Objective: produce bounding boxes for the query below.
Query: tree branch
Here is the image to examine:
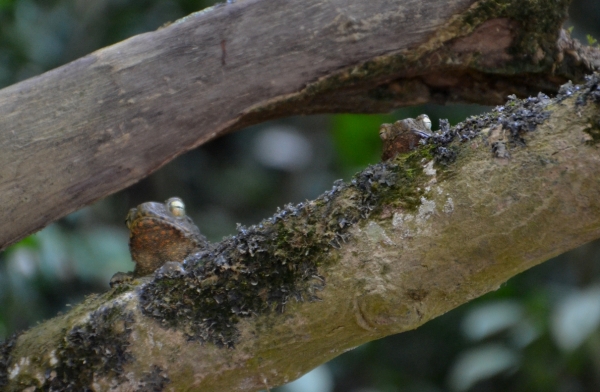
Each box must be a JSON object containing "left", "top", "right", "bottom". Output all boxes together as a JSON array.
[
  {"left": 2, "top": 74, "right": 600, "bottom": 391},
  {"left": 1, "top": 0, "right": 598, "bottom": 250}
]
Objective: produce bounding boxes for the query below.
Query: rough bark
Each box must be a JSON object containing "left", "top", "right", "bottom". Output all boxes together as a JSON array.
[
  {"left": 2, "top": 75, "right": 600, "bottom": 391},
  {"left": 0, "top": 0, "right": 599, "bottom": 250},
  {"left": 2, "top": 0, "right": 600, "bottom": 390}
]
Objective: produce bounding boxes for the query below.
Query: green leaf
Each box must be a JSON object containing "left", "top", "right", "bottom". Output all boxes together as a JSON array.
[{"left": 586, "top": 34, "right": 598, "bottom": 46}]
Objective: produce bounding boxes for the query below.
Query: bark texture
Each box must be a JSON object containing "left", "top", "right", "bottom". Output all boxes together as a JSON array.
[
  {"left": 0, "top": 0, "right": 599, "bottom": 250},
  {"left": 2, "top": 0, "right": 600, "bottom": 390},
  {"left": 2, "top": 75, "right": 600, "bottom": 391}
]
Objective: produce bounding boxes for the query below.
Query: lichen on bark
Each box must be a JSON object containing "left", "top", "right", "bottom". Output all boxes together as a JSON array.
[{"left": 2, "top": 74, "right": 600, "bottom": 391}]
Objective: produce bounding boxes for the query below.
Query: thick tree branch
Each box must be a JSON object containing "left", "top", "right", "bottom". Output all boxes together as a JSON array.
[
  {"left": 0, "top": 0, "right": 599, "bottom": 250},
  {"left": 2, "top": 76, "right": 600, "bottom": 391}
]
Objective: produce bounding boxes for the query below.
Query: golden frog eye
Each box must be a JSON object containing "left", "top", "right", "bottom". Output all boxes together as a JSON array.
[
  {"left": 125, "top": 208, "right": 137, "bottom": 230},
  {"left": 420, "top": 114, "right": 432, "bottom": 131},
  {"left": 379, "top": 124, "right": 392, "bottom": 140},
  {"left": 166, "top": 197, "right": 186, "bottom": 217}
]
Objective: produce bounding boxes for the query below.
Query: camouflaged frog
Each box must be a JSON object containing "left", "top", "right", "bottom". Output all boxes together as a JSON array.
[
  {"left": 111, "top": 197, "right": 207, "bottom": 286},
  {"left": 379, "top": 114, "right": 432, "bottom": 160}
]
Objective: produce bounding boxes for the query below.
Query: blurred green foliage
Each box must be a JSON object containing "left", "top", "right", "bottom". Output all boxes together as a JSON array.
[
  {"left": 0, "top": 0, "right": 14, "bottom": 10},
  {"left": 1, "top": 1, "right": 600, "bottom": 391},
  {"left": 331, "top": 113, "right": 394, "bottom": 169}
]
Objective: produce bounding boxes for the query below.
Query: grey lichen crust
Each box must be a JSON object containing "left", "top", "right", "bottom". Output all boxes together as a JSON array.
[
  {"left": 0, "top": 333, "right": 19, "bottom": 389},
  {"left": 43, "top": 305, "right": 135, "bottom": 391},
  {"left": 2, "top": 301, "right": 172, "bottom": 392},
  {"left": 139, "top": 160, "right": 419, "bottom": 347},
  {"left": 137, "top": 365, "right": 170, "bottom": 391}
]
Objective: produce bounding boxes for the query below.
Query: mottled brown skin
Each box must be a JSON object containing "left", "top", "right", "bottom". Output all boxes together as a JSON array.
[
  {"left": 126, "top": 197, "right": 207, "bottom": 276},
  {"left": 379, "top": 114, "right": 432, "bottom": 160}
]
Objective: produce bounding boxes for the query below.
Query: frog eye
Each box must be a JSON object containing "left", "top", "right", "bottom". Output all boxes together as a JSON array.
[
  {"left": 379, "top": 124, "right": 392, "bottom": 140},
  {"left": 421, "top": 115, "right": 432, "bottom": 130},
  {"left": 125, "top": 208, "right": 138, "bottom": 230},
  {"left": 166, "top": 197, "right": 186, "bottom": 217}
]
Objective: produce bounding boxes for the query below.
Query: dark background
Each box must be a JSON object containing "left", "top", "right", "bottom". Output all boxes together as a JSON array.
[{"left": 1, "top": 1, "right": 600, "bottom": 391}]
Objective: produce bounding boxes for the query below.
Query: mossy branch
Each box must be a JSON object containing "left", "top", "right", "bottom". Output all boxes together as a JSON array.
[
  {"left": 2, "top": 76, "right": 600, "bottom": 391},
  {"left": 0, "top": 0, "right": 599, "bottom": 250}
]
